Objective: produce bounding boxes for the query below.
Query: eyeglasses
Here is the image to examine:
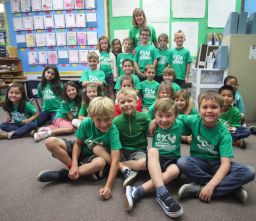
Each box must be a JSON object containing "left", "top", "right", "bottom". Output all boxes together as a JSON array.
[{"left": 46, "top": 70, "right": 55, "bottom": 75}]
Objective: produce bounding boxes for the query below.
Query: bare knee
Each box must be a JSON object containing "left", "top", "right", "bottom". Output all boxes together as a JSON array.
[
  {"left": 138, "top": 158, "right": 147, "bottom": 170},
  {"left": 93, "top": 157, "right": 106, "bottom": 170},
  {"left": 166, "top": 164, "right": 180, "bottom": 178},
  {"left": 148, "top": 148, "right": 159, "bottom": 159},
  {"left": 93, "top": 145, "right": 106, "bottom": 155},
  {"left": 45, "top": 137, "right": 62, "bottom": 152}
]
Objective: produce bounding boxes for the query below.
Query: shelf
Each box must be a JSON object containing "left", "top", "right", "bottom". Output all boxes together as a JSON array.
[
  {"left": 0, "top": 70, "right": 23, "bottom": 74},
  {"left": 0, "top": 58, "right": 20, "bottom": 61}
]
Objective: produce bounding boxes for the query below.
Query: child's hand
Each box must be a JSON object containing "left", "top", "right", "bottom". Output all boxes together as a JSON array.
[
  {"left": 68, "top": 165, "right": 79, "bottom": 180},
  {"left": 5, "top": 116, "right": 12, "bottom": 122},
  {"left": 199, "top": 184, "right": 214, "bottom": 202},
  {"left": 99, "top": 186, "right": 112, "bottom": 200},
  {"left": 186, "top": 135, "right": 192, "bottom": 144},
  {"left": 21, "top": 119, "right": 30, "bottom": 125},
  {"left": 229, "top": 127, "right": 237, "bottom": 133}
]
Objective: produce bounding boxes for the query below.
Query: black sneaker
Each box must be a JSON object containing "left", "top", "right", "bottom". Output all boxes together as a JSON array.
[
  {"left": 249, "top": 126, "right": 256, "bottom": 135},
  {"left": 234, "top": 187, "right": 248, "bottom": 203},
  {"left": 156, "top": 192, "right": 183, "bottom": 218},
  {"left": 123, "top": 169, "right": 138, "bottom": 187},
  {"left": 178, "top": 183, "right": 202, "bottom": 199},
  {"left": 37, "top": 169, "right": 69, "bottom": 182},
  {"left": 124, "top": 186, "right": 141, "bottom": 211}
]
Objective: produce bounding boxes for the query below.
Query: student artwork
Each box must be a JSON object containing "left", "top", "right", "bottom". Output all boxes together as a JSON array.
[
  {"left": 77, "top": 32, "right": 87, "bottom": 46},
  {"left": 86, "top": 0, "right": 96, "bottom": 9},
  {"left": 38, "top": 51, "right": 48, "bottom": 64},
  {"left": 47, "top": 51, "right": 58, "bottom": 64},
  {"left": 79, "top": 50, "right": 88, "bottom": 63},
  {"left": 54, "top": 14, "right": 65, "bottom": 28},
  {"left": 69, "top": 50, "right": 79, "bottom": 63},
  {"left": 28, "top": 52, "right": 38, "bottom": 65},
  {"left": 31, "top": 0, "right": 42, "bottom": 11},
  {"left": 67, "top": 32, "right": 77, "bottom": 45},
  {"left": 64, "top": 0, "right": 74, "bottom": 10},
  {"left": 13, "top": 17, "right": 23, "bottom": 31},
  {"left": 44, "top": 15, "right": 54, "bottom": 29},
  {"left": 26, "top": 34, "right": 36, "bottom": 47},
  {"left": 45, "top": 33, "right": 56, "bottom": 46},
  {"left": 22, "top": 17, "right": 33, "bottom": 31},
  {"left": 58, "top": 50, "right": 69, "bottom": 63},
  {"left": 52, "top": 0, "right": 64, "bottom": 10},
  {"left": 20, "top": 0, "right": 31, "bottom": 12},
  {"left": 76, "top": 13, "right": 86, "bottom": 27},
  {"left": 42, "top": 0, "right": 53, "bottom": 11},
  {"left": 33, "top": 16, "right": 44, "bottom": 30},
  {"left": 56, "top": 32, "right": 67, "bottom": 46},
  {"left": 86, "top": 11, "right": 97, "bottom": 27},
  {"left": 75, "top": 0, "right": 84, "bottom": 9},
  {"left": 11, "top": 0, "right": 21, "bottom": 13},
  {"left": 16, "top": 34, "right": 26, "bottom": 47},
  {"left": 65, "top": 13, "right": 76, "bottom": 28},
  {"left": 35, "top": 33, "right": 46, "bottom": 47},
  {"left": 87, "top": 32, "right": 97, "bottom": 45}
]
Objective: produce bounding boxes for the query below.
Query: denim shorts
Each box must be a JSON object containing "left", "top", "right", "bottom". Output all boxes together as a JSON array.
[{"left": 63, "top": 138, "right": 97, "bottom": 165}]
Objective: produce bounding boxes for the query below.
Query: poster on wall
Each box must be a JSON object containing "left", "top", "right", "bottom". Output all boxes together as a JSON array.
[
  {"left": 143, "top": 0, "right": 170, "bottom": 22},
  {"left": 112, "top": 0, "right": 139, "bottom": 17},
  {"left": 172, "top": 0, "right": 205, "bottom": 18}
]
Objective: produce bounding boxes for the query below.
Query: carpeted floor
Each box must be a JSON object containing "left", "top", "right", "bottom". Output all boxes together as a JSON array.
[{"left": 0, "top": 109, "right": 255, "bottom": 221}]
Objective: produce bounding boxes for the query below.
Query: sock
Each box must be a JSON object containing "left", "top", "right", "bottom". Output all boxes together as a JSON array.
[
  {"left": 136, "top": 185, "right": 145, "bottom": 197},
  {"left": 156, "top": 186, "right": 169, "bottom": 197},
  {"left": 121, "top": 166, "right": 130, "bottom": 173}
]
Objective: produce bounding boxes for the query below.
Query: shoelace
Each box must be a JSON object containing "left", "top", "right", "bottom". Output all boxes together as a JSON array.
[{"left": 161, "top": 193, "right": 175, "bottom": 207}]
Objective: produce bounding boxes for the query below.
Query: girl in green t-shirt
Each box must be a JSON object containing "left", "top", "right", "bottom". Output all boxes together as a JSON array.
[
  {"left": 111, "top": 39, "right": 122, "bottom": 58},
  {"left": 34, "top": 81, "right": 81, "bottom": 142},
  {"left": 0, "top": 83, "right": 39, "bottom": 139}
]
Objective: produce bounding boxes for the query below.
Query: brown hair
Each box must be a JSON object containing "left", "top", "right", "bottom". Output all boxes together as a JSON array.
[
  {"left": 154, "top": 98, "right": 178, "bottom": 117},
  {"left": 163, "top": 67, "right": 176, "bottom": 81},
  {"left": 132, "top": 8, "right": 147, "bottom": 27},
  {"left": 97, "top": 36, "right": 110, "bottom": 52},
  {"left": 157, "top": 81, "right": 175, "bottom": 100},
  {"left": 198, "top": 91, "right": 224, "bottom": 109}
]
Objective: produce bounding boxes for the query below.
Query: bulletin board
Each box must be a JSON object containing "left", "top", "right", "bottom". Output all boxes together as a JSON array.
[
  {"left": 109, "top": 0, "right": 241, "bottom": 58},
  {"left": 5, "top": 0, "right": 107, "bottom": 74}
]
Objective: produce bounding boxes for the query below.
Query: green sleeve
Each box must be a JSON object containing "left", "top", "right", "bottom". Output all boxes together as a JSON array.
[
  {"left": 186, "top": 50, "right": 192, "bottom": 63},
  {"left": 79, "top": 104, "right": 88, "bottom": 117},
  {"left": 25, "top": 102, "right": 37, "bottom": 116},
  {"left": 231, "top": 109, "right": 241, "bottom": 127},
  {"left": 133, "top": 75, "right": 141, "bottom": 90},
  {"left": 61, "top": 101, "right": 70, "bottom": 114},
  {"left": 150, "top": 26, "right": 157, "bottom": 44},
  {"left": 37, "top": 83, "right": 42, "bottom": 98},
  {"left": 79, "top": 70, "right": 89, "bottom": 82},
  {"left": 108, "top": 126, "right": 122, "bottom": 150},
  {"left": 147, "top": 103, "right": 155, "bottom": 120},
  {"left": 114, "top": 76, "right": 121, "bottom": 90}
]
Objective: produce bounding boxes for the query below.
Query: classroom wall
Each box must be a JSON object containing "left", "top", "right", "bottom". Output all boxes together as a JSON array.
[{"left": 109, "top": 0, "right": 241, "bottom": 57}]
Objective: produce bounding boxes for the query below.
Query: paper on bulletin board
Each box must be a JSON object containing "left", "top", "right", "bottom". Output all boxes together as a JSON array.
[
  {"left": 13, "top": 17, "right": 23, "bottom": 31},
  {"left": 45, "top": 33, "right": 56, "bottom": 46},
  {"left": 249, "top": 45, "right": 256, "bottom": 59},
  {"left": 87, "top": 32, "right": 97, "bottom": 45},
  {"left": 64, "top": 0, "right": 74, "bottom": 10},
  {"left": 52, "top": 0, "right": 64, "bottom": 10},
  {"left": 38, "top": 51, "right": 48, "bottom": 64},
  {"left": 172, "top": 0, "right": 205, "bottom": 18},
  {"left": 143, "top": 0, "right": 170, "bottom": 22},
  {"left": 79, "top": 50, "right": 88, "bottom": 63},
  {"left": 69, "top": 50, "right": 79, "bottom": 63},
  {"left": 23, "top": 17, "right": 33, "bottom": 30},
  {"left": 150, "top": 23, "right": 169, "bottom": 39},
  {"left": 16, "top": 34, "right": 26, "bottom": 43},
  {"left": 28, "top": 52, "right": 38, "bottom": 65},
  {"left": 114, "top": 30, "right": 129, "bottom": 43},
  {"left": 77, "top": 32, "right": 87, "bottom": 45},
  {"left": 65, "top": 14, "right": 76, "bottom": 28},
  {"left": 42, "top": 0, "right": 53, "bottom": 11},
  {"left": 208, "top": 0, "right": 236, "bottom": 27},
  {"left": 67, "top": 32, "right": 77, "bottom": 45},
  {"left": 35, "top": 33, "right": 46, "bottom": 47},
  {"left": 44, "top": 15, "right": 54, "bottom": 29},
  {"left": 33, "top": 16, "right": 44, "bottom": 29},
  {"left": 11, "top": 0, "right": 21, "bottom": 13},
  {"left": 58, "top": 50, "right": 69, "bottom": 59},
  {"left": 86, "top": 0, "right": 96, "bottom": 9},
  {"left": 75, "top": 0, "right": 84, "bottom": 9},
  {"left": 48, "top": 51, "right": 58, "bottom": 64},
  {"left": 171, "top": 22, "right": 198, "bottom": 56},
  {"left": 31, "top": 0, "right": 42, "bottom": 11},
  {"left": 76, "top": 13, "right": 86, "bottom": 27},
  {"left": 54, "top": 14, "right": 65, "bottom": 28},
  {"left": 112, "top": 0, "right": 139, "bottom": 17},
  {"left": 56, "top": 32, "right": 67, "bottom": 46},
  {"left": 26, "top": 34, "right": 36, "bottom": 47},
  {"left": 20, "top": 0, "right": 31, "bottom": 12}
]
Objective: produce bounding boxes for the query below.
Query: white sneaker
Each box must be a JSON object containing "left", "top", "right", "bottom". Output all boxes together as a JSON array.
[
  {"left": 38, "top": 127, "right": 51, "bottom": 132},
  {"left": 34, "top": 130, "right": 52, "bottom": 142},
  {"left": 72, "top": 119, "right": 81, "bottom": 128}
]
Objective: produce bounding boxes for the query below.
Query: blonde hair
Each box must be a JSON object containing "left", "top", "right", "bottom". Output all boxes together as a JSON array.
[
  {"left": 174, "top": 29, "right": 185, "bottom": 40},
  {"left": 88, "top": 96, "right": 114, "bottom": 118},
  {"left": 145, "top": 64, "right": 155, "bottom": 73},
  {"left": 157, "top": 81, "right": 174, "bottom": 100},
  {"left": 117, "top": 88, "right": 137, "bottom": 101},
  {"left": 163, "top": 67, "right": 176, "bottom": 81},
  {"left": 154, "top": 98, "right": 178, "bottom": 117},
  {"left": 198, "top": 91, "right": 223, "bottom": 109},
  {"left": 87, "top": 51, "right": 99, "bottom": 61},
  {"left": 97, "top": 36, "right": 110, "bottom": 52},
  {"left": 132, "top": 8, "right": 147, "bottom": 27}
]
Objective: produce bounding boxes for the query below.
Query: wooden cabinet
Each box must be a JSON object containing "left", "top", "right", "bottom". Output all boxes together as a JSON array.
[{"left": 0, "top": 57, "right": 26, "bottom": 83}]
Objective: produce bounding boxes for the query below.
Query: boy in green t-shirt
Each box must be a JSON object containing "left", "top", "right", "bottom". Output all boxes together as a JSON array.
[
  {"left": 125, "top": 98, "right": 183, "bottom": 218},
  {"left": 218, "top": 85, "right": 250, "bottom": 148},
  {"left": 177, "top": 91, "right": 255, "bottom": 203},
  {"left": 37, "top": 97, "right": 122, "bottom": 200},
  {"left": 79, "top": 51, "right": 106, "bottom": 88},
  {"left": 155, "top": 33, "right": 170, "bottom": 83},
  {"left": 168, "top": 30, "right": 192, "bottom": 87},
  {"left": 134, "top": 27, "right": 159, "bottom": 80}
]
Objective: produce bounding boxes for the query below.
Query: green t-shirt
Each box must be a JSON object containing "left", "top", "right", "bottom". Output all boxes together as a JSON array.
[
  {"left": 152, "top": 119, "right": 184, "bottom": 157},
  {"left": 114, "top": 74, "right": 141, "bottom": 91},
  {"left": 55, "top": 100, "right": 79, "bottom": 119},
  {"left": 180, "top": 115, "right": 234, "bottom": 161},
  {"left": 116, "top": 53, "right": 135, "bottom": 76},
  {"left": 135, "top": 45, "right": 159, "bottom": 73},
  {"left": 168, "top": 47, "right": 192, "bottom": 80},
  {"left": 156, "top": 48, "right": 170, "bottom": 76},
  {"left": 99, "top": 52, "right": 112, "bottom": 76},
  {"left": 129, "top": 25, "right": 157, "bottom": 48},
  {"left": 220, "top": 106, "right": 241, "bottom": 128},
  {"left": 11, "top": 101, "right": 37, "bottom": 124},
  {"left": 140, "top": 80, "right": 159, "bottom": 108},
  {"left": 37, "top": 83, "right": 62, "bottom": 112},
  {"left": 78, "top": 103, "right": 88, "bottom": 117},
  {"left": 75, "top": 117, "right": 122, "bottom": 155},
  {"left": 113, "top": 112, "right": 149, "bottom": 151},
  {"left": 171, "top": 82, "right": 181, "bottom": 93},
  {"left": 147, "top": 101, "right": 156, "bottom": 120},
  {"left": 190, "top": 106, "right": 199, "bottom": 115},
  {"left": 79, "top": 69, "right": 106, "bottom": 84}
]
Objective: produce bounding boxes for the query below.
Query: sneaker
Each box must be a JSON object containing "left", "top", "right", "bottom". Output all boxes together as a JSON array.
[
  {"left": 37, "top": 169, "right": 69, "bottom": 182},
  {"left": 90, "top": 169, "right": 104, "bottom": 181},
  {"left": 124, "top": 186, "right": 141, "bottom": 211},
  {"left": 249, "top": 126, "right": 256, "bottom": 135},
  {"left": 34, "top": 130, "right": 51, "bottom": 142},
  {"left": 233, "top": 139, "right": 246, "bottom": 149},
  {"left": 0, "top": 131, "right": 8, "bottom": 139},
  {"left": 156, "top": 192, "right": 183, "bottom": 218},
  {"left": 72, "top": 119, "right": 81, "bottom": 128},
  {"left": 38, "top": 127, "right": 51, "bottom": 132},
  {"left": 178, "top": 183, "right": 202, "bottom": 199},
  {"left": 234, "top": 187, "right": 248, "bottom": 203},
  {"left": 123, "top": 169, "right": 138, "bottom": 187}
]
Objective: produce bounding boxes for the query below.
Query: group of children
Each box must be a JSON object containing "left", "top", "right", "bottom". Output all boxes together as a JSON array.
[{"left": 0, "top": 12, "right": 255, "bottom": 218}]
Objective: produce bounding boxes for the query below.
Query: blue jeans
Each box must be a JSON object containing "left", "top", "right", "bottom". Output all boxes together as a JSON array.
[
  {"left": 37, "top": 111, "right": 56, "bottom": 127},
  {"left": 177, "top": 156, "right": 255, "bottom": 197},
  {"left": 231, "top": 127, "right": 251, "bottom": 140},
  {"left": 0, "top": 121, "right": 37, "bottom": 139}
]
